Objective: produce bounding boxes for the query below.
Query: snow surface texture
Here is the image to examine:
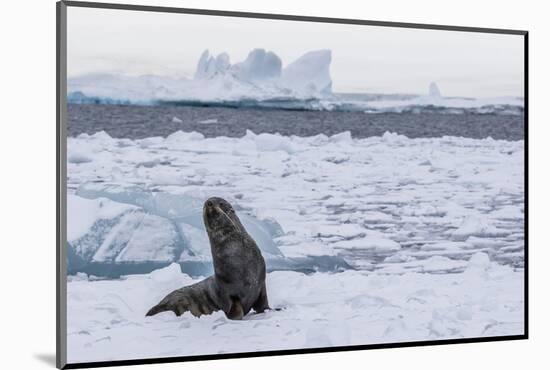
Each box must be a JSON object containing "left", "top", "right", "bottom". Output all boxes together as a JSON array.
[
  {"left": 68, "top": 260, "right": 523, "bottom": 363},
  {"left": 67, "top": 49, "right": 523, "bottom": 115},
  {"left": 67, "top": 130, "right": 524, "bottom": 272},
  {"left": 67, "top": 130, "right": 524, "bottom": 362}
]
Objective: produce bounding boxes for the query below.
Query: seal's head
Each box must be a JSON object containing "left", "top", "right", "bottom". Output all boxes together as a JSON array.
[{"left": 203, "top": 197, "right": 244, "bottom": 236}]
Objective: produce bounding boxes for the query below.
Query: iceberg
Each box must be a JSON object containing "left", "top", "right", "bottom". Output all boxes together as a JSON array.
[
  {"left": 193, "top": 48, "right": 286, "bottom": 84},
  {"left": 67, "top": 49, "right": 523, "bottom": 115},
  {"left": 68, "top": 48, "right": 332, "bottom": 105},
  {"left": 194, "top": 50, "right": 231, "bottom": 80},
  {"left": 67, "top": 48, "right": 523, "bottom": 115},
  {"left": 231, "top": 48, "right": 282, "bottom": 82},
  {"left": 281, "top": 49, "right": 332, "bottom": 96},
  {"left": 360, "top": 82, "right": 523, "bottom": 115},
  {"left": 429, "top": 82, "right": 441, "bottom": 98}
]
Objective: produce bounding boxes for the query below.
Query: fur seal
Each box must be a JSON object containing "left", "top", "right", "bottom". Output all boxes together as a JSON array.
[{"left": 146, "top": 197, "right": 270, "bottom": 320}]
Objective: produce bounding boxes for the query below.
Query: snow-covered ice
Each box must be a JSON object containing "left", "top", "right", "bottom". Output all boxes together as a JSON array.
[
  {"left": 67, "top": 130, "right": 524, "bottom": 272},
  {"left": 67, "top": 258, "right": 523, "bottom": 363},
  {"left": 66, "top": 129, "right": 524, "bottom": 362}
]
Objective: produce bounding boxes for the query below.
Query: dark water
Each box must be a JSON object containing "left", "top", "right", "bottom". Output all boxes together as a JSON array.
[{"left": 68, "top": 103, "right": 524, "bottom": 140}]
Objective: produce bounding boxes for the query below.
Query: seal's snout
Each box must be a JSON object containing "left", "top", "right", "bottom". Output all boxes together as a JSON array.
[
  {"left": 203, "top": 197, "right": 240, "bottom": 232},
  {"left": 204, "top": 197, "right": 222, "bottom": 210},
  {"left": 203, "top": 197, "right": 224, "bottom": 227},
  {"left": 203, "top": 199, "right": 217, "bottom": 218}
]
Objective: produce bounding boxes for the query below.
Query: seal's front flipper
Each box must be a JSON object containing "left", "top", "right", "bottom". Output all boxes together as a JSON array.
[
  {"left": 146, "top": 277, "right": 220, "bottom": 318},
  {"left": 252, "top": 283, "right": 270, "bottom": 313},
  {"left": 226, "top": 297, "right": 244, "bottom": 320}
]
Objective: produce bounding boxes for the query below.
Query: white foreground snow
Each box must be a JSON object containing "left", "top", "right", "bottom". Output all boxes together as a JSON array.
[
  {"left": 67, "top": 130, "right": 524, "bottom": 363},
  {"left": 67, "top": 260, "right": 523, "bottom": 363}
]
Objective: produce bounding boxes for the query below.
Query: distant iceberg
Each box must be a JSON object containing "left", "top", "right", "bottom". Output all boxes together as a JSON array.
[
  {"left": 231, "top": 49, "right": 283, "bottom": 82},
  {"left": 68, "top": 48, "right": 333, "bottom": 105},
  {"left": 429, "top": 82, "right": 442, "bottom": 98},
  {"left": 281, "top": 50, "right": 332, "bottom": 96},
  {"left": 195, "top": 49, "right": 283, "bottom": 83},
  {"left": 194, "top": 50, "right": 231, "bottom": 80},
  {"left": 358, "top": 82, "right": 523, "bottom": 115},
  {"left": 67, "top": 51, "right": 523, "bottom": 115}
]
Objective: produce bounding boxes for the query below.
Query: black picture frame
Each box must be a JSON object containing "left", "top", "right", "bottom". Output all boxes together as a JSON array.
[{"left": 56, "top": 1, "right": 528, "bottom": 368}]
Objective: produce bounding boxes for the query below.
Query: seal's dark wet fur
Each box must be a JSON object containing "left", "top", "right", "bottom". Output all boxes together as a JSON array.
[{"left": 146, "top": 197, "right": 269, "bottom": 320}]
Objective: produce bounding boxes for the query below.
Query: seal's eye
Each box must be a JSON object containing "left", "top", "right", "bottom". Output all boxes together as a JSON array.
[{"left": 206, "top": 200, "right": 213, "bottom": 208}]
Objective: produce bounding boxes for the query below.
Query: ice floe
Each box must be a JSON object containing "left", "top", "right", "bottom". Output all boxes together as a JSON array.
[
  {"left": 66, "top": 129, "right": 524, "bottom": 362},
  {"left": 67, "top": 130, "right": 524, "bottom": 275}
]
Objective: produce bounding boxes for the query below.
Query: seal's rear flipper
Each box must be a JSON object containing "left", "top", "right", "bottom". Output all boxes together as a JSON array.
[{"left": 146, "top": 276, "right": 220, "bottom": 318}]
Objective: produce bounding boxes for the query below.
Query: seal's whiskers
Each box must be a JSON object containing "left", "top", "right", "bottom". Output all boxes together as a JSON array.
[{"left": 215, "top": 205, "right": 238, "bottom": 230}]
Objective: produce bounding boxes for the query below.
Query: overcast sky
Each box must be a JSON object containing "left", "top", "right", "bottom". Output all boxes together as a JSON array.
[{"left": 67, "top": 6, "right": 524, "bottom": 97}]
